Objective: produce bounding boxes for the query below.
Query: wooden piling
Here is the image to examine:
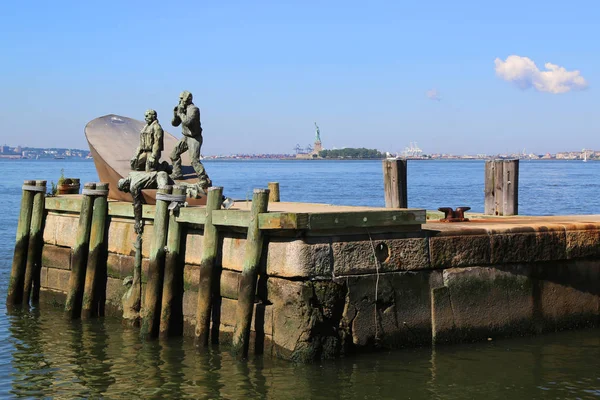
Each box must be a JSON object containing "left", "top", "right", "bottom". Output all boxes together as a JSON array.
[
  {"left": 82, "top": 183, "right": 109, "bottom": 319},
  {"left": 383, "top": 159, "right": 408, "bottom": 208},
  {"left": 268, "top": 182, "right": 280, "bottom": 202},
  {"left": 141, "top": 186, "right": 171, "bottom": 339},
  {"left": 195, "top": 186, "right": 224, "bottom": 347},
  {"left": 484, "top": 161, "right": 495, "bottom": 215},
  {"left": 7, "top": 180, "right": 37, "bottom": 306},
  {"left": 23, "top": 180, "right": 47, "bottom": 305},
  {"left": 484, "top": 160, "right": 519, "bottom": 216},
  {"left": 65, "top": 183, "right": 96, "bottom": 318},
  {"left": 503, "top": 160, "right": 519, "bottom": 216},
  {"left": 159, "top": 186, "right": 186, "bottom": 338},
  {"left": 494, "top": 160, "right": 504, "bottom": 216},
  {"left": 232, "top": 188, "right": 270, "bottom": 359}
]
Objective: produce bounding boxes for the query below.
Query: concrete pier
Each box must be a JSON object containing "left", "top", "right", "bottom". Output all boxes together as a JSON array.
[{"left": 34, "top": 195, "right": 600, "bottom": 362}]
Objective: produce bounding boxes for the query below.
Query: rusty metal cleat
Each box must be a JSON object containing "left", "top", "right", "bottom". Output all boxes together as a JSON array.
[{"left": 438, "top": 207, "right": 471, "bottom": 222}]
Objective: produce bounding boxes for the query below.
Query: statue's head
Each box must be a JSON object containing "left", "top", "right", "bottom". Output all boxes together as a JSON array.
[
  {"left": 117, "top": 177, "right": 131, "bottom": 193},
  {"left": 144, "top": 109, "right": 157, "bottom": 124},
  {"left": 179, "top": 91, "right": 193, "bottom": 105}
]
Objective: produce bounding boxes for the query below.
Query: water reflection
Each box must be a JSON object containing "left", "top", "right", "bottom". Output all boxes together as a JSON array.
[
  {"left": 8, "top": 308, "right": 54, "bottom": 398},
  {"left": 5, "top": 305, "right": 600, "bottom": 399}
]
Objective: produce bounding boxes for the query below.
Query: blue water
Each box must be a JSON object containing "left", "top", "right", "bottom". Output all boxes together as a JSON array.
[{"left": 0, "top": 159, "right": 598, "bottom": 398}]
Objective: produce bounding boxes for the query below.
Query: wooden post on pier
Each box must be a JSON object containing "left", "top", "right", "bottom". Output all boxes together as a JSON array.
[
  {"left": 82, "top": 183, "right": 109, "bottom": 319},
  {"left": 23, "top": 180, "right": 46, "bottom": 305},
  {"left": 141, "top": 186, "right": 171, "bottom": 339},
  {"left": 383, "top": 159, "right": 408, "bottom": 208},
  {"left": 503, "top": 160, "right": 519, "bottom": 216},
  {"left": 484, "top": 161, "right": 495, "bottom": 215},
  {"left": 65, "top": 183, "right": 96, "bottom": 318},
  {"left": 195, "top": 186, "right": 224, "bottom": 347},
  {"left": 160, "top": 186, "right": 186, "bottom": 338},
  {"left": 233, "top": 188, "right": 270, "bottom": 359},
  {"left": 7, "top": 180, "right": 37, "bottom": 306},
  {"left": 268, "top": 182, "right": 280, "bottom": 202},
  {"left": 484, "top": 160, "right": 519, "bottom": 216},
  {"left": 494, "top": 160, "right": 504, "bottom": 215}
]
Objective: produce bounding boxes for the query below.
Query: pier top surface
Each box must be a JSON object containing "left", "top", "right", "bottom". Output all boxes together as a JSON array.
[
  {"left": 45, "top": 196, "right": 426, "bottom": 231},
  {"left": 44, "top": 195, "right": 600, "bottom": 233},
  {"left": 426, "top": 214, "right": 600, "bottom": 235}
]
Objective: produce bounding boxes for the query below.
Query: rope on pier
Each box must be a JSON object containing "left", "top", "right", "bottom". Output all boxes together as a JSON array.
[
  {"left": 21, "top": 185, "right": 46, "bottom": 192},
  {"left": 155, "top": 193, "right": 187, "bottom": 203},
  {"left": 156, "top": 192, "right": 187, "bottom": 214}
]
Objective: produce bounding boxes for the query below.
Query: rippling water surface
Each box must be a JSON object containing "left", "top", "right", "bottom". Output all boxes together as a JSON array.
[{"left": 0, "top": 159, "right": 599, "bottom": 399}]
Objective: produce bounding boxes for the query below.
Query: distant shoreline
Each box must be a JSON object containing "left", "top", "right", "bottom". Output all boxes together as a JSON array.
[
  {"left": 207, "top": 158, "right": 596, "bottom": 162},
  {"left": 1, "top": 156, "right": 594, "bottom": 162}
]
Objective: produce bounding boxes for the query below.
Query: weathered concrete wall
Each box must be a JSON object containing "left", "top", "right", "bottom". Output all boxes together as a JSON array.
[{"left": 39, "top": 210, "right": 600, "bottom": 361}]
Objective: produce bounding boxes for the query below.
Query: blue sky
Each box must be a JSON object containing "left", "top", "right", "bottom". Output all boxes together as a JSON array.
[{"left": 0, "top": 0, "right": 598, "bottom": 155}]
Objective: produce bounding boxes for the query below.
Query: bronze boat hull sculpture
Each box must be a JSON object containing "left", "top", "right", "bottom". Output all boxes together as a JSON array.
[{"left": 85, "top": 114, "right": 207, "bottom": 205}]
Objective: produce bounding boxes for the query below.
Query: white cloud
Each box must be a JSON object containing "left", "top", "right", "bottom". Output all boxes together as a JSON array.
[
  {"left": 426, "top": 89, "right": 441, "bottom": 101},
  {"left": 494, "top": 55, "right": 588, "bottom": 94}
]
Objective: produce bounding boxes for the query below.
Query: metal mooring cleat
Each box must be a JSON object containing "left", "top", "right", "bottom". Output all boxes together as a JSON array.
[{"left": 438, "top": 207, "right": 471, "bottom": 222}]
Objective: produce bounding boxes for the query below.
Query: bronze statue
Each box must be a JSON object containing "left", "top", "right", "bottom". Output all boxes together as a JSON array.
[
  {"left": 170, "top": 91, "right": 212, "bottom": 188},
  {"left": 315, "top": 122, "right": 321, "bottom": 142},
  {"left": 130, "top": 109, "right": 164, "bottom": 172},
  {"left": 118, "top": 170, "right": 172, "bottom": 232}
]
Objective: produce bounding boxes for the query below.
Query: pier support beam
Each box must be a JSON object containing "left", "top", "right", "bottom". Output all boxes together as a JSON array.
[
  {"left": 484, "top": 160, "right": 519, "bottom": 216},
  {"left": 65, "top": 183, "right": 96, "bottom": 318},
  {"left": 7, "top": 180, "right": 38, "bottom": 306},
  {"left": 82, "top": 183, "right": 109, "bottom": 319},
  {"left": 233, "top": 188, "right": 270, "bottom": 359},
  {"left": 383, "top": 159, "right": 408, "bottom": 208},
  {"left": 23, "top": 180, "right": 47, "bottom": 305},
  {"left": 195, "top": 186, "right": 224, "bottom": 347},
  {"left": 160, "top": 186, "right": 186, "bottom": 338},
  {"left": 141, "top": 186, "right": 171, "bottom": 339}
]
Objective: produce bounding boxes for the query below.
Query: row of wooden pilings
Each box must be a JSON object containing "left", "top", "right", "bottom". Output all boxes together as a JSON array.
[
  {"left": 382, "top": 158, "right": 519, "bottom": 215},
  {"left": 140, "top": 184, "right": 273, "bottom": 360},
  {"left": 7, "top": 179, "right": 277, "bottom": 360},
  {"left": 7, "top": 181, "right": 110, "bottom": 317}
]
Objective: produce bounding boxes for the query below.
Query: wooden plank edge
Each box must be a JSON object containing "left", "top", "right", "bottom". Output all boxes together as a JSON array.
[{"left": 307, "top": 209, "right": 425, "bottom": 230}]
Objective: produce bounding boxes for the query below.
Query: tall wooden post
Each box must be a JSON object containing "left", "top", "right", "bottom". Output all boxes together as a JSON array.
[
  {"left": 383, "top": 159, "right": 407, "bottom": 208},
  {"left": 7, "top": 180, "right": 38, "bottom": 305},
  {"left": 141, "top": 186, "right": 171, "bottom": 339},
  {"left": 65, "top": 183, "right": 96, "bottom": 318},
  {"left": 160, "top": 186, "right": 186, "bottom": 338},
  {"left": 23, "top": 180, "right": 47, "bottom": 305},
  {"left": 233, "top": 188, "right": 270, "bottom": 359},
  {"left": 503, "top": 160, "right": 519, "bottom": 216},
  {"left": 484, "top": 159, "right": 518, "bottom": 216},
  {"left": 494, "top": 160, "right": 504, "bottom": 215},
  {"left": 195, "top": 186, "right": 224, "bottom": 347},
  {"left": 484, "top": 161, "right": 495, "bottom": 215},
  {"left": 82, "top": 183, "right": 109, "bottom": 318},
  {"left": 268, "top": 182, "right": 280, "bottom": 202}
]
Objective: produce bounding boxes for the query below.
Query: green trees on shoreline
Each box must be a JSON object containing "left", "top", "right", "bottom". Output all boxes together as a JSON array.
[{"left": 318, "top": 148, "right": 384, "bottom": 159}]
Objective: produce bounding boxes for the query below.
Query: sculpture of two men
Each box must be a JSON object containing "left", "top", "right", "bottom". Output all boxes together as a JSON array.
[{"left": 121, "top": 91, "right": 233, "bottom": 232}]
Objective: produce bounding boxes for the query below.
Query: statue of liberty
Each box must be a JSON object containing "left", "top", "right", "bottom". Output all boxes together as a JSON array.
[{"left": 314, "top": 122, "right": 321, "bottom": 143}]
